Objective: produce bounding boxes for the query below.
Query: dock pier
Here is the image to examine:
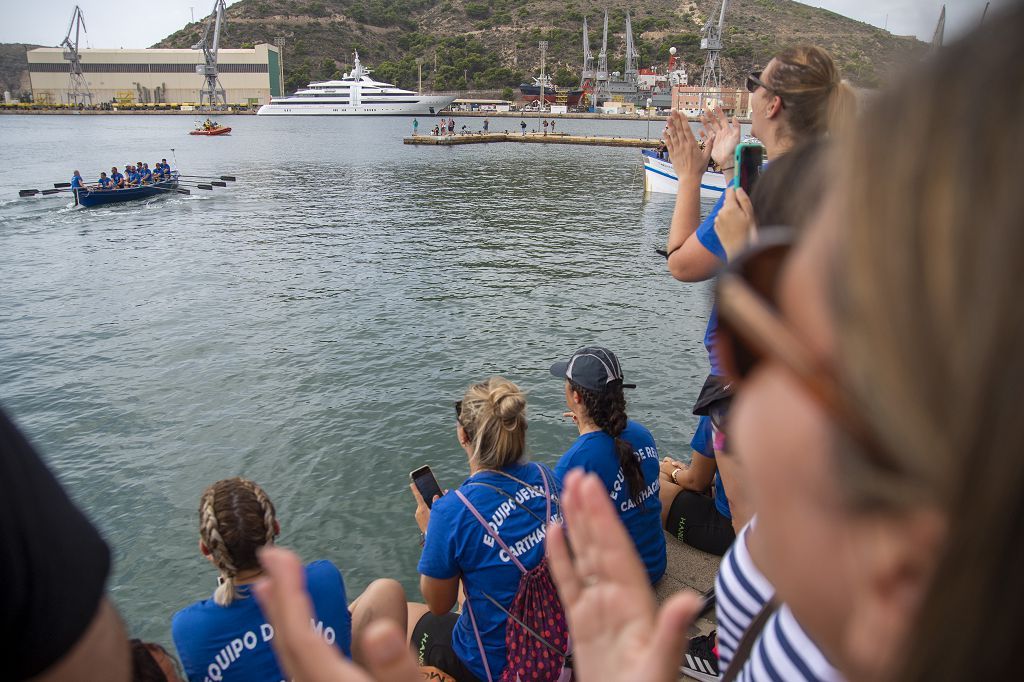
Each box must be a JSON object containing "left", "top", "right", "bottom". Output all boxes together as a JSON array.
[{"left": 404, "top": 132, "right": 661, "bottom": 149}]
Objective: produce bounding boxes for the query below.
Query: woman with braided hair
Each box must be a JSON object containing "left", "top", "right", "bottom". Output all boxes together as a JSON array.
[
  {"left": 550, "top": 346, "right": 666, "bottom": 583},
  {"left": 171, "top": 477, "right": 407, "bottom": 682}
]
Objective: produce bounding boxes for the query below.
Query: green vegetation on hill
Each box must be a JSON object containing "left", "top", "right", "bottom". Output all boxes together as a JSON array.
[{"left": 147, "top": 0, "right": 924, "bottom": 93}]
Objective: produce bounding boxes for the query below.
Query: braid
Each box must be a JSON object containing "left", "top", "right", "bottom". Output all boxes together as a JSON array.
[
  {"left": 197, "top": 478, "right": 278, "bottom": 607},
  {"left": 571, "top": 380, "right": 645, "bottom": 503}
]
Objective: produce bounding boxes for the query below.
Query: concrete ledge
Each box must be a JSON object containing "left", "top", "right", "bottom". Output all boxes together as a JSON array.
[
  {"left": 404, "top": 132, "right": 661, "bottom": 148},
  {"left": 655, "top": 531, "right": 720, "bottom": 639}
]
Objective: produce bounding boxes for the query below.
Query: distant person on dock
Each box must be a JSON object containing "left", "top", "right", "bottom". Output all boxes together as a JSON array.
[
  {"left": 413, "top": 118, "right": 419, "bottom": 135},
  {"left": 542, "top": 119, "right": 549, "bottom": 135},
  {"left": 70, "top": 170, "right": 84, "bottom": 190},
  {"left": 447, "top": 117, "right": 455, "bottom": 134},
  {"left": 550, "top": 119, "right": 556, "bottom": 133},
  {"left": 520, "top": 120, "right": 526, "bottom": 135},
  {"left": 408, "top": 377, "right": 564, "bottom": 682},
  {"left": 483, "top": 118, "right": 489, "bottom": 133},
  {"left": 111, "top": 166, "right": 124, "bottom": 188},
  {"left": 1, "top": 407, "right": 131, "bottom": 681},
  {"left": 549, "top": 346, "right": 666, "bottom": 584},
  {"left": 171, "top": 477, "right": 407, "bottom": 682}
]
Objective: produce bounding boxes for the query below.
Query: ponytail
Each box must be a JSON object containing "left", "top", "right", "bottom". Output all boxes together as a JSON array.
[
  {"left": 570, "top": 380, "right": 646, "bottom": 503},
  {"left": 769, "top": 45, "right": 857, "bottom": 141}
]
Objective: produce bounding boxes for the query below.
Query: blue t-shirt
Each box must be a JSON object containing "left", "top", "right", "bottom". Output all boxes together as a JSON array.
[
  {"left": 97, "top": 177, "right": 111, "bottom": 188},
  {"left": 111, "top": 173, "right": 123, "bottom": 184},
  {"left": 70, "top": 175, "right": 83, "bottom": 189},
  {"left": 141, "top": 169, "right": 153, "bottom": 181},
  {"left": 162, "top": 163, "right": 172, "bottom": 174},
  {"left": 172, "top": 560, "right": 352, "bottom": 682},
  {"left": 127, "top": 171, "right": 139, "bottom": 184},
  {"left": 696, "top": 194, "right": 728, "bottom": 375},
  {"left": 691, "top": 414, "right": 731, "bottom": 519},
  {"left": 418, "top": 462, "right": 560, "bottom": 682},
  {"left": 554, "top": 420, "right": 666, "bottom": 583}
]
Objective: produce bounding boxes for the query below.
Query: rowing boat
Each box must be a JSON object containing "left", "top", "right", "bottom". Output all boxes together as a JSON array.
[
  {"left": 74, "top": 172, "right": 180, "bottom": 208},
  {"left": 189, "top": 126, "right": 232, "bottom": 136}
]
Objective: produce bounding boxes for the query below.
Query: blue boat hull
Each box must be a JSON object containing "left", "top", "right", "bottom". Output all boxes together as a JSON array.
[{"left": 75, "top": 172, "right": 180, "bottom": 207}]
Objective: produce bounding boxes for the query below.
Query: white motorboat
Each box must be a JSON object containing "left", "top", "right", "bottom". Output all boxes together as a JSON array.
[
  {"left": 257, "top": 51, "right": 456, "bottom": 116},
  {"left": 642, "top": 149, "right": 728, "bottom": 198}
]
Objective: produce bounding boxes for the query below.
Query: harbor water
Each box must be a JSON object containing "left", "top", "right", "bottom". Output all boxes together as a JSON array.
[{"left": 0, "top": 114, "right": 719, "bottom": 647}]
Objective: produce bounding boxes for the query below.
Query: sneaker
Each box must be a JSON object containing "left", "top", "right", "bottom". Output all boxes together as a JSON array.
[{"left": 681, "top": 631, "right": 720, "bottom": 681}]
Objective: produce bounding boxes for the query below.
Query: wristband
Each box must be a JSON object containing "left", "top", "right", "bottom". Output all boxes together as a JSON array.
[
  {"left": 719, "top": 164, "right": 735, "bottom": 171},
  {"left": 671, "top": 468, "right": 681, "bottom": 484}
]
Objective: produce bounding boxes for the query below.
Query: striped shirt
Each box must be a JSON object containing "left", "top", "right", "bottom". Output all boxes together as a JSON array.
[{"left": 715, "top": 520, "right": 842, "bottom": 681}]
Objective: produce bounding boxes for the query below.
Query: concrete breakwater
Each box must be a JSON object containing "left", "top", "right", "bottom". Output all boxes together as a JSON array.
[{"left": 405, "top": 131, "right": 663, "bottom": 148}]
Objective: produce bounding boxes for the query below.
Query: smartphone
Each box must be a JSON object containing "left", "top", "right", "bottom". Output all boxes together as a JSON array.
[
  {"left": 410, "top": 465, "right": 444, "bottom": 509},
  {"left": 733, "top": 143, "right": 764, "bottom": 194}
]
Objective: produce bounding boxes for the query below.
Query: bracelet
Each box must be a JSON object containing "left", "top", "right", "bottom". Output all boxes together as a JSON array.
[
  {"left": 718, "top": 164, "right": 735, "bottom": 171},
  {"left": 418, "top": 531, "right": 426, "bottom": 547},
  {"left": 671, "top": 468, "right": 681, "bottom": 484}
]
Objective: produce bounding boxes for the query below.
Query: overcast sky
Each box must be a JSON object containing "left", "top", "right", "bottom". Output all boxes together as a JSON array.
[{"left": 0, "top": 0, "right": 1009, "bottom": 48}]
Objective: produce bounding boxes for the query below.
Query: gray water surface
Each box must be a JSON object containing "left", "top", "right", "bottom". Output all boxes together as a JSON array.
[{"left": 0, "top": 114, "right": 715, "bottom": 648}]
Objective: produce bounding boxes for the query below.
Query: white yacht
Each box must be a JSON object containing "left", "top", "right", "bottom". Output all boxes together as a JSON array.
[{"left": 257, "top": 51, "right": 457, "bottom": 116}]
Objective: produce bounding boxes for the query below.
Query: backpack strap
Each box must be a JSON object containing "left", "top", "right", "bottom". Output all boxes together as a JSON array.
[
  {"left": 454, "top": 489, "right": 528, "bottom": 574},
  {"left": 462, "top": 594, "right": 494, "bottom": 682},
  {"left": 720, "top": 598, "right": 779, "bottom": 682}
]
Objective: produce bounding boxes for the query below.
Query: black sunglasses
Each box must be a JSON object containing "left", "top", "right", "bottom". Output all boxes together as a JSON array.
[
  {"left": 714, "top": 228, "right": 901, "bottom": 475},
  {"left": 745, "top": 71, "right": 787, "bottom": 107}
]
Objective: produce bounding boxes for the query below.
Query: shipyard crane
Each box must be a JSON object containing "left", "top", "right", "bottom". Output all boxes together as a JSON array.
[
  {"left": 593, "top": 10, "right": 611, "bottom": 104},
  {"left": 698, "top": 0, "right": 730, "bottom": 109},
  {"left": 931, "top": 5, "right": 946, "bottom": 51},
  {"left": 193, "top": 0, "right": 228, "bottom": 107},
  {"left": 61, "top": 5, "right": 92, "bottom": 106},
  {"left": 580, "top": 17, "right": 595, "bottom": 89},
  {"left": 624, "top": 11, "right": 640, "bottom": 82}
]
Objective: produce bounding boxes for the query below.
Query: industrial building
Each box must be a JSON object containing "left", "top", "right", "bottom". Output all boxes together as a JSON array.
[{"left": 26, "top": 43, "right": 281, "bottom": 106}]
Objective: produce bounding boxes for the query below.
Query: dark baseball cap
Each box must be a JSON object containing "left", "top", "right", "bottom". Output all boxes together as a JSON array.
[{"left": 549, "top": 346, "right": 636, "bottom": 392}]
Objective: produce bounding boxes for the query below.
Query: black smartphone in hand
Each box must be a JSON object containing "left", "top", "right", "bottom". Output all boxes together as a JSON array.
[
  {"left": 734, "top": 143, "right": 764, "bottom": 195},
  {"left": 410, "top": 465, "right": 444, "bottom": 509}
]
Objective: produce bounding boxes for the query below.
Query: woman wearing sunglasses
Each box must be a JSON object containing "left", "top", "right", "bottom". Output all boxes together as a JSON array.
[
  {"left": 554, "top": 9, "right": 1024, "bottom": 682},
  {"left": 661, "top": 46, "right": 855, "bottom": 550},
  {"left": 408, "top": 377, "right": 562, "bottom": 682}
]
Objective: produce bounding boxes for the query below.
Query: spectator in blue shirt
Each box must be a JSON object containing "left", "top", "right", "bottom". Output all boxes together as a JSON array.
[
  {"left": 172, "top": 477, "right": 407, "bottom": 682},
  {"left": 550, "top": 346, "right": 666, "bottom": 583},
  {"left": 409, "top": 377, "right": 561, "bottom": 682}
]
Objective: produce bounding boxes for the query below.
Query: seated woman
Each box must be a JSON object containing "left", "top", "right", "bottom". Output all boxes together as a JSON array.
[
  {"left": 409, "top": 377, "right": 561, "bottom": 682},
  {"left": 658, "top": 415, "right": 735, "bottom": 556},
  {"left": 549, "top": 346, "right": 666, "bottom": 583},
  {"left": 172, "top": 477, "right": 406, "bottom": 682}
]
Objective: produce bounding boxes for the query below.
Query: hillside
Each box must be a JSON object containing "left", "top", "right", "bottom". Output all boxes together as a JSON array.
[
  {"left": 153, "top": 0, "right": 925, "bottom": 93},
  {"left": 0, "top": 44, "right": 41, "bottom": 97}
]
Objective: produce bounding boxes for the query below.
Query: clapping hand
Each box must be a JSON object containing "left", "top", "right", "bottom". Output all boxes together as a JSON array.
[
  {"left": 547, "top": 470, "right": 703, "bottom": 682},
  {"left": 700, "top": 106, "right": 742, "bottom": 173},
  {"left": 254, "top": 546, "right": 419, "bottom": 682},
  {"left": 663, "top": 110, "right": 714, "bottom": 184},
  {"left": 713, "top": 186, "right": 757, "bottom": 261}
]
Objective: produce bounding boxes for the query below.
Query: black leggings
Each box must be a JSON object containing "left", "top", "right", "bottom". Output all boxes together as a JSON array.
[{"left": 664, "top": 490, "right": 736, "bottom": 556}]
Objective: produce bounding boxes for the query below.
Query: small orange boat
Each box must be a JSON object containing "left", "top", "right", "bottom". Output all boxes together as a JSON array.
[{"left": 190, "top": 126, "right": 232, "bottom": 136}]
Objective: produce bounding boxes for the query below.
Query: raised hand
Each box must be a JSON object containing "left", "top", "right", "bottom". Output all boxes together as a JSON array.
[
  {"left": 254, "top": 546, "right": 420, "bottom": 682},
  {"left": 713, "top": 186, "right": 757, "bottom": 261},
  {"left": 701, "top": 106, "right": 742, "bottom": 172},
  {"left": 663, "top": 110, "right": 714, "bottom": 184},
  {"left": 547, "top": 471, "right": 703, "bottom": 682}
]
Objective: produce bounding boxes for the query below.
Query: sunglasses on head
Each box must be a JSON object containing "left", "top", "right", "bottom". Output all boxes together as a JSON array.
[
  {"left": 714, "top": 228, "right": 899, "bottom": 474},
  {"left": 745, "top": 71, "right": 787, "bottom": 107}
]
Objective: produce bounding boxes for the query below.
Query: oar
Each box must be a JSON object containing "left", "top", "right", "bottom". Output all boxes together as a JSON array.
[
  {"left": 178, "top": 174, "right": 236, "bottom": 182},
  {"left": 19, "top": 188, "right": 72, "bottom": 197},
  {"left": 143, "top": 185, "right": 191, "bottom": 195},
  {"left": 177, "top": 182, "right": 214, "bottom": 190},
  {"left": 54, "top": 182, "right": 71, "bottom": 188}
]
